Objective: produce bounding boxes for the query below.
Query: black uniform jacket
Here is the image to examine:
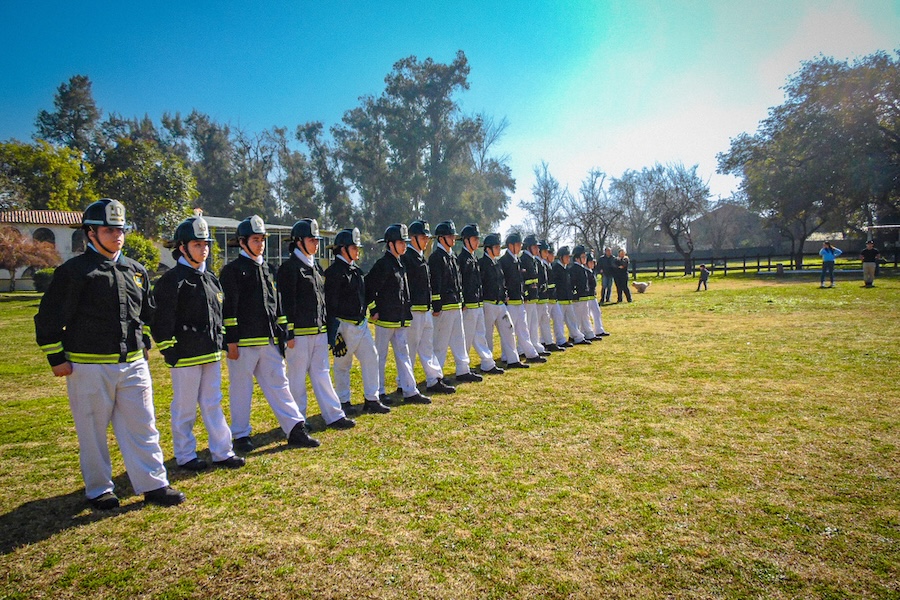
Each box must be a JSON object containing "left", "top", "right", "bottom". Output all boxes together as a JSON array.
[
  {"left": 402, "top": 246, "right": 433, "bottom": 312},
  {"left": 479, "top": 254, "right": 507, "bottom": 304},
  {"left": 428, "top": 244, "right": 463, "bottom": 312},
  {"left": 598, "top": 254, "right": 617, "bottom": 277},
  {"left": 324, "top": 256, "right": 367, "bottom": 324},
  {"left": 537, "top": 259, "right": 551, "bottom": 302},
  {"left": 365, "top": 251, "right": 412, "bottom": 327},
  {"left": 552, "top": 261, "right": 574, "bottom": 303},
  {"left": 457, "top": 248, "right": 483, "bottom": 308},
  {"left": 571, "top": 263, "right": 592, "bottom": 301},
  {"left": 499, "top": 251, "right": 525, "bottom": 304},
  {"left": 586, "top": 265, "right": 599, "bottom": 297},
  {"left": 152, "top": 262, "right": 225, "bottom": 367},
  {"left": 220, "top": 254, "right": 286, "bottom": 347},
  {"left": 277, "top": 252, "right": 328, "bottom": 338},
  {"left": 35, "top": 247, "right": 154, "bottom": 366},
  {"left": 520, "top": 251, "right": 541, "bottom": 302}
]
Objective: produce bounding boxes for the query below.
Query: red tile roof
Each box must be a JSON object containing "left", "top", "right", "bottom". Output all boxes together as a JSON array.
[{"left": 0, "top": 210, "right": 82, "bottom": 226}]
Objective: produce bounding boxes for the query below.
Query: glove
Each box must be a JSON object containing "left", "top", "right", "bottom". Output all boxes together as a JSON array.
[{"left": 331, "top": 332, "right": 347, "bottom": 357}]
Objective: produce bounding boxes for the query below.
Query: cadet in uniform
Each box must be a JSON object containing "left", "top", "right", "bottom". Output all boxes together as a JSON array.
[
  {"left": 277, "top": 219, "right": 355, "bottom": 429},
  {"left": 571, "top": 245, "right": 598, "bottom": 343},
  {"left": 543, "top": 242, "right": 568, "bottom": 351},
  {"left": 402, "top": 221, "right": 455, "bottom": 395},
  {"left": 479, "top": 233, "right": 528, "bottom": 369},
  {"left": 365, "top": 224, "right": 432, "bottom": 405},
  {"left": 324, "top": 228, "right": 391, "bottom": 414},
  {"left": 499, "top": 232, "right": 546, "bottom": 364},
  {"left": 429, "top": 221, "right": 483, "bottom": 384},
  {"left": 521, "top": 235, "right": 549, "bottom": 356},
  {"left": 35, "top": 198, "right": 185, "bottom": 509},
  {"left": 551, "top": 246, "right": 584, "bottom": 346},
  {"left": 152, "top": 216, "right": 244, "bottom": 472},
  {"left": 220, "top": 216, "right": 319, "bottom": 452},
  {"left": 457, "top": 224, "right": 504, "bottom": 375},
  {"left": 538, "top": 240, "right": 563, "bottom": 352},
  {"left": 585, "top": 252, "right": 610, "bottom": 337}
]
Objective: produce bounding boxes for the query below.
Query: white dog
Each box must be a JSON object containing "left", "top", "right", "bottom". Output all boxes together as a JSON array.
[{"left": 631, "top": 281, "right": 651, "bottom": 293}]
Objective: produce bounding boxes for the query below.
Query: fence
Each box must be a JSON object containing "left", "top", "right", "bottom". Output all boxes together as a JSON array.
[{"left": 628, "top": 253, "right": 899, "bottom": 278}]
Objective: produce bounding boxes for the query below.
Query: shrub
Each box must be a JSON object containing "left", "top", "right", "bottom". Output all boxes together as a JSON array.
[
  {"left": 123, "top": 232, "right": 161, "bottom": 272},
  {"left": 33, "top": 268, "right": 55, "bottom": 293}
]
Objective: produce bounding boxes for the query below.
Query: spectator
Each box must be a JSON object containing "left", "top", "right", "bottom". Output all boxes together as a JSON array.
[
  {"left": 598, "top": 247, "right": 616, "bottom": 303},
  {"left": 614, "top": 249, "right": 632, "bottom": 303},
  {"left": 859, "top": 240, "right": 881, "bottom": 288},
  {"left": 696, "top": 264, "right": 710, "bottom": 291},
  {"left": 819, "top": 241, "right": 842, "bottom": 288}
]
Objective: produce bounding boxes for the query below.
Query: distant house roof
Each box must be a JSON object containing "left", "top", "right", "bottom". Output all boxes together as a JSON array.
[
  {"left": 202, "top": 215, "right": 292, "bottom": 232},
  {"left": 0, "top": 210, "right": 82, "bottom": 226}
]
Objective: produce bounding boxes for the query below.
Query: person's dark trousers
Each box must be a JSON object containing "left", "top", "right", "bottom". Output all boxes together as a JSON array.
[
  {"left": 615, "top": 276, "right": 631, "bottom": 302},
  {"left": 601, "top": 274, "right": 614, "bottom": 303},
  {"left": 821, "top": 262, "right": 835, "bottom": 286}
]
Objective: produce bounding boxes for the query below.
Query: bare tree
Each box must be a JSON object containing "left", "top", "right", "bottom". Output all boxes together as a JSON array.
[
  {"left": 609, "top": 169, "right": 655, "bottom": 253},
  {"left": 645, "top": 163, "right": 711, "bottom": 273},
  {"left": 565, "top": 168, "right": 624, "bottom": 254},
  {"left": 519, "top": 161, "right": 568, "bottom": 242}
]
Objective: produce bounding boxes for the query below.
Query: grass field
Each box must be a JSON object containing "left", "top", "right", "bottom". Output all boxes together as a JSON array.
[{"left": 1, "top": 274, "right": 898, "bottom": 599}]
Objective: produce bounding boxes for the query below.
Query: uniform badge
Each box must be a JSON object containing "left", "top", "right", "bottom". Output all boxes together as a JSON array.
[
  {"left": 134, "top": 273, "right": 145, "bottom": 289},
  {"left": 217, "top": 291, "right": 224, "bottom": 303}
]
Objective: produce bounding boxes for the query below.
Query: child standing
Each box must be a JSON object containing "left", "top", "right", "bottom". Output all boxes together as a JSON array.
[{"left": 697, "top": 264, "right": 711, "bottom": 291}]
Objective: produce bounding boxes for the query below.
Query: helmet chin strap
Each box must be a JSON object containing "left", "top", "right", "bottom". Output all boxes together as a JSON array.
[
  {"left": 299, "top": 238, "right": 313, "bottom": 256},
  {"left": 88, "top": 226, "right": 118, "bottom": 257},
  {"left": 240, "top": 238, "right": 260, "bottom": 259},
  {"left": 181, "top": 242, "right": 202, "bottom": 266}
]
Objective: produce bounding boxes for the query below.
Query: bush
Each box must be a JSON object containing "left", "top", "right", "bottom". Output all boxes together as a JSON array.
[
  {"left": 33, "top": 268, "right": 55, "bottom": 293},
  {"left": 123, "top": 232, "right": 161, "bottom": 272}
]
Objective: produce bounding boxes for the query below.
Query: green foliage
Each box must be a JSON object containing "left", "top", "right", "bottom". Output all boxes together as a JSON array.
[
  {"left": 0, "top": 140, "right": 96, "bottom": 211},
  {"left": 32, "top": 268, "right": 54, "bottom": 293},
  {"left": 122, "top": 231, "right": 160, "bottom": 272},
  {"left": 34, "top": 74, "right": 100, "bottom": 157},
  {"left": 93, "top": 138, "right": 196, "bottom": 238}
]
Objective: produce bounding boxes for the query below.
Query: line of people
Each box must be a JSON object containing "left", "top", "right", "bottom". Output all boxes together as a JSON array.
[{"left": 35, "top": 199, "right": 610, "bottom": 510}]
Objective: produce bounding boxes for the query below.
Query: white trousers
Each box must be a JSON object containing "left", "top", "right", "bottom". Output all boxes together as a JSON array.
[
  {"left": 66, "top": 359, "right": 168, "bottom": 498},
  {"left": 374, "top": 325, "right": 418, "bottom": 397},
  {"left": 333, "top": 320, "right": 380, "bottom": 402},
  {"left": 483, "top": 303, "right": 518, "bottom": 364},
  {"left": 575, "top": 300, "right": 596, "bottom": 340},
  {"left": 227, "top": 343, "right": 304, "bottom": 439},
  {"left": 538, "top": 301, "right": 553, "bottom": 346},
  {"left": 463, "top": 306, "right": 496, "bottom": 371},
  {"left": 551, "top": 302, "right": 567, "bottom": 345},
  {"left": 525, "top": 302, "right": 546, "bottom": 353},
  {"left": 588, "top": 299, "right": 607, "bottom": 335},
  {"left": 563, "top": 304, "right": 585, "bottom": 343},
  {"left": 507, "top": 303, "right": 538, "bottom": 359},
  {"left": 285, "top": 333, "right": 346, "bottom": 425},
  {"left": 432, "top": 308, "right": 471, "bottom": 375},
  {"left": 170, "top": 361, "right": 234, "bottom": 464},
  {"left": 405, "top": 310, "right": 444, "bottom": 387}
]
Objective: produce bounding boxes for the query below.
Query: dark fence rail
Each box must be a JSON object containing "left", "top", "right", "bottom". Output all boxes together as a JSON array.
[{"left": 627, "top": 253, "right": 900, "bottom": 279}]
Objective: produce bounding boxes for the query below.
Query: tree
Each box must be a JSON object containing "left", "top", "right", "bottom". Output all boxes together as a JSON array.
[
  {"left": 0, "top": 140, "right": 96, "bottom": 211},
  {"left": 0, "top": 227, "right": 60, "bottom": 291},
  {"left": 34, "top": 75, "right": 100, "bottom": 158},
  {"left": 299, "top": 122, "right": 355, "bottom": 229},
  {"left": 519, "top": 161, "right": 568, "bottom": 243},
  {"left": 93, "top": 138, "right": 197, "bottom": 238},
  {"left": 609, "top": 169, "right": 656, "bottom": 254},
  {"left": 271, "top": 127, "right": 318, "bottom": 223},
  {"left": 566, "top": 168, "right": 623, "bottom": 253},
  {"left": 185, "top": 111, "right": 235, "bottom": 217},
  {"left": 644, "top": 163, "right": 710, "bottom": 274}
]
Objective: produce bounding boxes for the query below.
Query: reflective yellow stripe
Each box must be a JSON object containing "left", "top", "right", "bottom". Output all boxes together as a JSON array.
[
  {"left": 224, "top": 318, "right": 238, "bottom": 327},
  {"left": 547, "top": 284, "right": 556, "bottom": 289},
  {"left": 431, "top": 294, "right": 441, "bottom": 301},
  {"left": 411, "top": 305, "right": 429, "bottom": 312},
  {"left": 507, "top": 299, "right": 524, "bottom": 305},
  {"left": 66, "top": 350, "right": 143, "bottom": 364},
  {"left": 524, "top": 278, "right": 538, "bottom": 285},
  {"left": 537, "top": 299, "right": 549, "bottom": 304},
  {"left": 276, "top": 316, "right": 287, "bottom": 325},
  {"left": 293, "top": 325, "right": 327, "bottom": 336},
  {"left": 367, "top": 301, "right": 376, "bottom": 311},
  {"left": 558, "top": 300, "right": 572, "bottom": 305},
  {"left": 170, "top": 351, "right": 224, "bottom": 368},
  {"left": 338, "top": 318, "right": 364, "bottom": 326},
  {"left": 464, "top": 302, "right": 483, "bottom": 309},
  {"left": 237, "top": 337, "right": 272, "bottom": 347},
  {"left": 372, "top": 320, "right": 402, "bottom": 328},
  {"left": 485, "top": 300, "right": 504, "bottom": 305},
  {"left": 40, "top": 342, "right": 64, "bottom": 354},
  {"left": 441, "top": 303, "right": 461, "bottom": 310},
  {"left": 156, "top": 338, "right": 177, "bottom": 350},
  {"left": 142, "top": 325, "right": 151, "bottom": 336}
]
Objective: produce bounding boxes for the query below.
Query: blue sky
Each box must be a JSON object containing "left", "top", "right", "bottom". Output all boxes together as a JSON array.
[{"left": 2, "top": 1, "right": 898, "bottom": 229}]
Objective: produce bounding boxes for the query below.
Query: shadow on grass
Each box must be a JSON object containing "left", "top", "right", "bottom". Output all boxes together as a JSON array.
[{"left": 0, "top": 472, "right": 140, "bottom": 555}]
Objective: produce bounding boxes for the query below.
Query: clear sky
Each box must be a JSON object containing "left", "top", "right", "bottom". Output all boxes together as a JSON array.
[{"left": 2, "top": 1, "right": 898, "bottom": 230}]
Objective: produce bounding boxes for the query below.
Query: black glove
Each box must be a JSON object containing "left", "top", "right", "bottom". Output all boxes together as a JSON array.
[{"left": 331, "top": 332, "right": 347, "bottom": 357}]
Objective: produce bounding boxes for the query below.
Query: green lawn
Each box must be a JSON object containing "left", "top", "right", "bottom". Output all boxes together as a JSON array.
[{"left": 1, "top": 275, "right": 898, "bottom": 599}]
